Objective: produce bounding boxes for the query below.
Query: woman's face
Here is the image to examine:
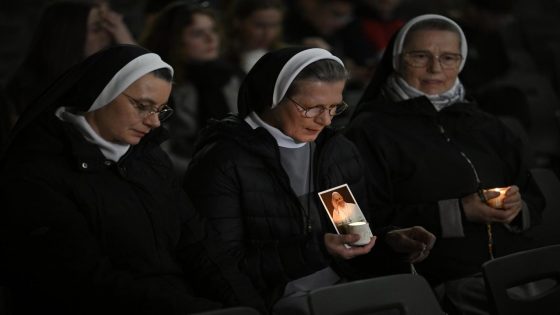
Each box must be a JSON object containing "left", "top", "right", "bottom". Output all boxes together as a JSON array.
[
  {"left": 398, "top": 29, "right": 461, "bottom": 95},
  {"left": 180, "top": 13, "right": 219, "bottom": 62},
  {"left": 237, "top": 8, "right": 283, "bottom": 50},
  {"left": 85, "top": 73, "right": 172, "bottom": 145},
  {"left": 263, "top": 79, "right": 345, "bottom": 143},
  {"left": 84, "top": 7, "right": 111, "bottom": 57},
  {"left": 312, "top": 1, "right": 353, "bottom": 36}
]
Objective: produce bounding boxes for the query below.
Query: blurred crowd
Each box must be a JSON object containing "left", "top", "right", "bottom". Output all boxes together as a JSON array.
[{"left": 1, "top": 0, "right": 559, "bottom": 175}]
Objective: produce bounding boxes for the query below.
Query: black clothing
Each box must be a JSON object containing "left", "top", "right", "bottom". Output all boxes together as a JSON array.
[
  {"left": 184, "top": 115, "right": 406, "bottom": 306},
  {"left": 282, "top": 7, "right": 373, "bottom": 67},
  {"left": 345, "top": 95, "right": 544, "bottom": 284},
  {"left": 0, "top": 45, "right": 264, "bottom": 315},
  {"left": 164, "top": 60, "right": 242, "bottom": 177}
]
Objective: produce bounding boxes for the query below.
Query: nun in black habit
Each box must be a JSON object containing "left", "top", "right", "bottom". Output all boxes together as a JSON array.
[
  {"left": 184, "top": 46, "right": 436, "bottom": 314},
  {"left": 344, "top": 14, "right": 545, "bottom": 314},
  {"left": 0, "top": 45, "right": 264, "bottom": 315}
]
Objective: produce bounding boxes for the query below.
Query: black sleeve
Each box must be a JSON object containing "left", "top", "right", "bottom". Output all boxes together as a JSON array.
[
  {"left": 0, "top": 178, "right": 222, "bottom": 315},
  {"left": 184, "top": 145, "right": 328, "bottom": 307},
  {"left": 174, "top": 188, "right": 268, "bottom": 313}
]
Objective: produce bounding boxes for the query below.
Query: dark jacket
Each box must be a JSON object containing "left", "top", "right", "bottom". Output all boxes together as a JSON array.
[
  {"left": 164, "top": 60, "right": 242, "bottom": 178},
  {"left": 184, "top": 115, "right": 406, "bottom": 307},
  {"left": 345, "top": 95, "right": 545, "bottom": 284},
  {"left": 0, "top": 111, "right": 263, "bottom": 315}
]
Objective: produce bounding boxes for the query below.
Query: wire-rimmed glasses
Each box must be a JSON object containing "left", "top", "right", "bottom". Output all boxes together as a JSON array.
[
  {"left": 122, "top": 92, "right": 174, "bottom": 122},
  {"left": 402, "top": 51, "right": 462, "bottom": 69},
  {"left": 287, "top": 96, "right": 349, "bottom": 118}
]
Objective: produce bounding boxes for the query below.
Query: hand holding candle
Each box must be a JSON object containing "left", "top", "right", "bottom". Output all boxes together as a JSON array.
[
  {"left": 484, "top": 187, "right": 508, "bottom": 209},
  {"left": 346, "top": 222, "right": 371, "bottom": 246},
  {"left": 484, "top": 186, "right": 523, "bottom": 224}
]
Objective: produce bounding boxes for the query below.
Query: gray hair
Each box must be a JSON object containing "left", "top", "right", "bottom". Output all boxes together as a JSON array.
[
  {"left": 286, "top": 59, "right": 348, "bottom": 97},
  {"left": 404, "top": 19, "right": 462, "bottom": 48}
]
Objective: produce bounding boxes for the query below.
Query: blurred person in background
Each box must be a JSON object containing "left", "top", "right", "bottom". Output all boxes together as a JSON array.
[
  {"left": 283, "top": 0, "right": 374, "bottom": 90},
  {"left": 0, "top": 44, "right": 264, "bottom": 315},
  {"left": 141, "top": 1, "right": 242, "bottom": 178},
  {"left": 355, "top": 0, "right": 405, "bottom": 64},
  {"left": 223, "top": 0, "right": 285, "bottom": 74},
  {"left": 2, "top": 0, "right": 135, "bottom": 136},
  {"left": 184, "top": 46, "right": 436, "bottom": 314}
]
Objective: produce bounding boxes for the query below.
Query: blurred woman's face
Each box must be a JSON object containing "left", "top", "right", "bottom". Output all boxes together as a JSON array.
[
  {"left": 237, "top": 8, "right": 283, "bottom": 50},
  {"left": 84, "top": 7, "right": 111, "bottom": 57},
  {"left": 312, "top": 1, "right": 353, "bottom": 36},
  {"left": 263, "top": 79, "right": 345, "bottom": 143},
  {"left": 85, "top": 73, "right": 172, "bottom": 145},
  {"left": 399, "top": 29, "right": 461, "bottom": 95},
  {"left": 180, "top": 13, "right": 219, "bottom": 62}
]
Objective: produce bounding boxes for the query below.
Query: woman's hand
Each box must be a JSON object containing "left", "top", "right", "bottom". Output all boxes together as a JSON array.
[
  {"left": 385, "top": 226, "right": 436, "bottom": 263},
  {"left": 501, "top": 185, "right": 523, "bottom": 224},
  {"left": 462, "top": 187, "right": 522, "bottom": 224},
  {"left": 99, "top": 4, "right": 136, "bottom": 44},
  {"left": 324, "top": 233, "right": 376, "bottom": 260}
]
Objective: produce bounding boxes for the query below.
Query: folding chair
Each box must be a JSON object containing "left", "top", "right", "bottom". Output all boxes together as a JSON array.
[
  {"left": 525, "top": 168, "right": 560, "bottom": 245},
  {"left": 193, "top": 306, "right": 260, "bottom": 315},
  {"left": 482, "top": 244, "right": 560, "bottom": 315},
  {"left": 308, "top": 274, "right": 445, "bottom": 315}
]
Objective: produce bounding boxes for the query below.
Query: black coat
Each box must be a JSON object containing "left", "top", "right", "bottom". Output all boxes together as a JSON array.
[
  {"left": 184, "top": 115, "right": 406, "bottom": 307},
  {"left": 0, "top": 112, "right": 263, "bottom": 315},
  {"left": 345, "top": 95, "right": 545, "bottom": 284}
]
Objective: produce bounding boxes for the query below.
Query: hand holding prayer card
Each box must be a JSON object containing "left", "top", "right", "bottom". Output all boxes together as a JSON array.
[{"left": 318, "top": 184, "right": 373, "bottom": 246}]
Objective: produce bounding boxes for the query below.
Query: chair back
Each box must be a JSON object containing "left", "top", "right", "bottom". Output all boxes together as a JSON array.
[
  {"left": 482, "top": 244, "right": 560, "bottom": 315},
  {"left": 193, "top": 306, "right": 260, "bottom": 315},
  {"left": 525, "top": 168, "right": 560, "bottom": 245},
  {"left": 308, "top": 274, "right": 445, "bottom": 315}
]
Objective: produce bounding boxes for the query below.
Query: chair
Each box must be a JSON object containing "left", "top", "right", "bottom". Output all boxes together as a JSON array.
[
  {"left": 308, "top": 274, "right": 445, "bottom": 315},
  {"left": 0, "top": 286, "right": 12, "bottom": 315},
  {"left": 193, "top": 306, "right": 260, "bottom": 315},
  {"left": 525, "top": 168, "right": 560, "bottom": 245},
  {"left": 482, "top": 244, "right": 560, "bottom": 315}
]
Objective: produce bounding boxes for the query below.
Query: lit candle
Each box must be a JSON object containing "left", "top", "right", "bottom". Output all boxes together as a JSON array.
[
  {"left": 346, "top": 221, "right": 371, "bottom": 246},
  {"left": 485, "top": 187, "right": 509, "bottom": 209}
]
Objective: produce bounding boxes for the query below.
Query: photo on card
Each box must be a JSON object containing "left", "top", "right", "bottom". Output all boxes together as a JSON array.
[{"left": 318, "top": 184, "right": 372, "bottom": 238}]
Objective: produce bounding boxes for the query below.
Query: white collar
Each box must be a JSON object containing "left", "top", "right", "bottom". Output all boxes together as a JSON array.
[
  {"left": 55, "top": 107, "right": 130, "bottom": 162},
  {"left": 245, "top": 111, "right": 307, "bottom": 148}
]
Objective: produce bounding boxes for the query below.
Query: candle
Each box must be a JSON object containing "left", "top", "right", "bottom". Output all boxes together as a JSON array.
[
  {"left": 346, "top": 221, "right": 371, "bottom": 246},
  {"left": 485, "top": 187, "right": 508, "bottom": 209}
]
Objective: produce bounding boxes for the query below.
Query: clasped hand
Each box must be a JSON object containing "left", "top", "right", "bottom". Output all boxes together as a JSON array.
[
  {"left": 385, "top": 226, "right": 436, "bottom": 263},
  {"left": 462, "top": 185, "right": 523, "bottom": 224}
]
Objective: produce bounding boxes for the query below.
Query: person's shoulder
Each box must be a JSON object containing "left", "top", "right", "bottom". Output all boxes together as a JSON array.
[
  {"left": 189, "top": 115, "right": 265, "bottom": 169},
  {"left": 319, "top": 130, "right": 365, "bottom": 169}
]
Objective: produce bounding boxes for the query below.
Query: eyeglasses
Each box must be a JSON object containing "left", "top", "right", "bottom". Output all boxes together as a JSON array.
[
  {"left": 287, "top": 96, "right": 349, "bottom": 118},
  {"left": 402, "top": 51, "right": 462, "bottom": 69},
  {"left": 122, "top": 92, "right": 174, "bottom": 122}
]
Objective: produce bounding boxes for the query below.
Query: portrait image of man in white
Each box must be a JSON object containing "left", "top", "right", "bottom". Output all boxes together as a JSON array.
[{"left": 331, "top": 191, "right": 367, "bottom": 233}]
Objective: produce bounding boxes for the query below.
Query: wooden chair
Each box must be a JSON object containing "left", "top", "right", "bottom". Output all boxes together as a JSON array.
[
  {"left": 482, "top": 244, "right": 560, "bottom": 315},
  {"left": 308, "top": 274, "right": 445, "bottom": 315}
]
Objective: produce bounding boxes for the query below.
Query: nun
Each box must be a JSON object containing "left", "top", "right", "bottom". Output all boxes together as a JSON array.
[
  {"left": 0, "top": 45, "right": 264, "bottom": 315},
  {"left": 184, "top": 46, "right": 436, "bottom": 314},
  {"left": 344, "top": 14, "right": 545, "bottom": 314}
]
